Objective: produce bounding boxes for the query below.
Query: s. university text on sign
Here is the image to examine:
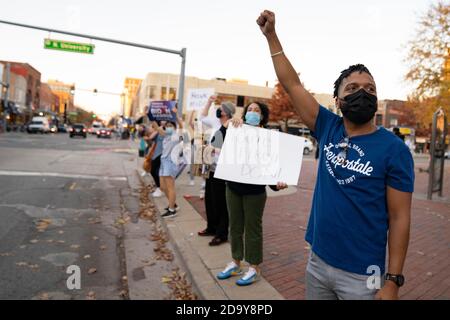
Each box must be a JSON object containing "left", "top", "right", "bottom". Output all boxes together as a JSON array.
[{"left": 44, "top": 38, "right": 95, "bottom": 54}]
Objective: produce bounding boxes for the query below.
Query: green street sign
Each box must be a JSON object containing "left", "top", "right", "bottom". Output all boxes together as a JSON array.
[{"left": 44, "top": 38, "right": 95, "bottom": 54}]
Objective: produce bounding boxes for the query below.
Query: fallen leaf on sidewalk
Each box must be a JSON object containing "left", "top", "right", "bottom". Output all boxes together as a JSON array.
[
  {"left": 116, "top": 217, "right": 130, "bottom": 225},
  {"left": 0, "top": 252, "right": 13, "bottom": 257},
  {"left": 118, "top": 290, "right": 128, "bottom": 298},
  {"left": 29, "top": 239, "right": 39, "bottom": 244},
  {"left": 38, "top": 293, "right": 50, "bottom": 300},
  {"left": 161, "top": 276, "right": 172, "bottom": 283},
  {"left": 88, "top": 268, "right": 97, "bottom": 274},
  {"left": 83, "top": 255, "right": 91, "bottom": 259},
  {"left": 416, "top": 251, "right": 425, "bottom": 256},
  {"left": 16, "top": 262, "right": 28, "bottom": 267},
  {"left": 70, "top": 244, "right": 80, "bottom": 249},
  {"left": 92, "top": 236, "right": 99, "bottom": 241},
  {"left": 270, "top": 251, "right": 279, "bottom": 256},
  {"left": 86, "top": 291, "right": 96, "bottom": 300},
  {"left": 57, "top": 240, "right": 66, "bottom": 244},
  {"left": 36, "top": 219, "right": 52, "bottom": 232}
]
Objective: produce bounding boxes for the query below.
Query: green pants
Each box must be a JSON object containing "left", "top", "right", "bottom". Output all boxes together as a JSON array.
[{"left": 226, "top": 185, "right": 267, "bottom": 265}]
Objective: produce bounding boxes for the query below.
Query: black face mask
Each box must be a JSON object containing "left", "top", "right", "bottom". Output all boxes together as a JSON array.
[
  {"left": 216, "top": 109, "right": 222, "bottom": 119},
  {"left": 340, "top": 89, "right": 378, "bottom": 125}
]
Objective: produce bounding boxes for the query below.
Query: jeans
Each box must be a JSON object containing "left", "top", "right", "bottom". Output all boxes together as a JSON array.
[{"left": 306, "top": 251, "right": 384, "bottom": 300}]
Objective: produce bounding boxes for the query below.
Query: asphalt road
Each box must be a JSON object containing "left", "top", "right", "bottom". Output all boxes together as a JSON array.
[{"left": 0, "top": 132, "right": 136, "bottom": 300}]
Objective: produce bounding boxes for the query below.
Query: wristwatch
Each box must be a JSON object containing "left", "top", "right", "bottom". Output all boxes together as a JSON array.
[{"left": 385, "top": 273, "right": 405, "bottom": 287}]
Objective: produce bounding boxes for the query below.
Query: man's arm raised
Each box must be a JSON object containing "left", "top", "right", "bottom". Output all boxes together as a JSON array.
[{"left": 257, "top": 10, "right": 319, "bottom": 131}]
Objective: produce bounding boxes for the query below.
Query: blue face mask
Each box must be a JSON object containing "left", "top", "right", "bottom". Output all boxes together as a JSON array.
[
  {"left": 245, "top": 111, "right": 261, "bottom": 126},
  {"left": 165, "top": 127, "right": 174, "bottom": 135}
]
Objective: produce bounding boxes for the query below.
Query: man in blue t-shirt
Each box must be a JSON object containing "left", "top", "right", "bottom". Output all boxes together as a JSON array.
[{"left": 258, "top": 11, "right": 414, "bottom": 300}]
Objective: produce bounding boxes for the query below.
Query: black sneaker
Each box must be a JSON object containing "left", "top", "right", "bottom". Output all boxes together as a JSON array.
[
  {"left": 161, "top": 209, "right": 177, "bottom": 218},
  {"left": 164, "top": 204, "right": 179, "bottom": 211}
]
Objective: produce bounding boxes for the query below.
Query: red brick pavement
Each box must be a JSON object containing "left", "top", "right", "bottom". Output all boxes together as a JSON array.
[{"left": 185, "top": 158, "right": 450, "bottom": 300}]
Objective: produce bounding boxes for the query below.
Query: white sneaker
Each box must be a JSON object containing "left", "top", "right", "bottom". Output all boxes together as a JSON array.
[{"left": 152, "top": 188, "right": 163, "bottom": 197}]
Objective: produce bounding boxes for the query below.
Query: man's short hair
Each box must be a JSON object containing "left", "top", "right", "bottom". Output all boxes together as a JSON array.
[{"left": 333, "top": 64, "right": 373, "bottom": 98}]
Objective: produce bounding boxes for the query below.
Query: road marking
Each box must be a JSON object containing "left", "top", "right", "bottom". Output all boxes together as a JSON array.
[{"left": 0, "top": 170, "right": 127, "bottom": 181}]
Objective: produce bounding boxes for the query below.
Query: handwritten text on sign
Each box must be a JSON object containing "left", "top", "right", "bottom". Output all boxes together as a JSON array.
[
  {"left": 186, "top": 88, "right": 215, "bottom": 111},
  {"left": 214, "top": 125, "right": 304, "bottom": 185}
]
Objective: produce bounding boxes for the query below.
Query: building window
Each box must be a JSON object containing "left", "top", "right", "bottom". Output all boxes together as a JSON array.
[
  {"left": 147, "top": 86, "right": 157, "bottom": 99},
  {"left": 375, "top": 114, "right": 383, "bottom": 126},
  {"left": 390, "top": 117, "right": 398, "bottom": 127},
  {"left": 237, "top": 95, "right": 245, "bottom": 107},
  {"left": 161, "top": 87, "right": 177, "bottom": 100}
]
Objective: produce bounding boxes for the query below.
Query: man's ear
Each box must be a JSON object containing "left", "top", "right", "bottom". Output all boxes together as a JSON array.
[{"left": 335, "top": 97, "right": 341, "bottom": 110}]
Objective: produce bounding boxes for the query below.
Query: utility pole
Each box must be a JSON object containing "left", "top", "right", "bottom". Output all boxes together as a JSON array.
[{"left": 1, "top": 63, "right": 11, "bottom": 132}]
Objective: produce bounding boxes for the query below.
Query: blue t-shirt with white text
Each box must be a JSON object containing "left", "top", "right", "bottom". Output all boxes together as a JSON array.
[{"left": 306, "top": 106, "right": 415, "bottom": 275}]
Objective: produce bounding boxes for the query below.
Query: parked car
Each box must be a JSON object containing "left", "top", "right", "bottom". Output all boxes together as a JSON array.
[
  {"left": 27, "top": 117, "right": 50, "bottom": 134},
  {"left": 97, "top": 127, "right": 112, "bottom": 138},
  {"left": 69, "top": 123, "right": 87, "bottom": 138},
  {"left": 302, "top": 137, "right": 314, "bottom": 155},
  {"left": 57, "top": 124, "right": 69, "bottom": 133},
  {"left": 89, "top": 122, "right": 102, "bottom": 134}
]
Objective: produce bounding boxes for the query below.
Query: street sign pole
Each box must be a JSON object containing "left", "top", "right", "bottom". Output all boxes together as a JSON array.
[
  {"left": 427, "top": 108, "right": 447, "bottom": 200},
  {"left": 177, "top": 48, "right": 187, "bottom": 117}
]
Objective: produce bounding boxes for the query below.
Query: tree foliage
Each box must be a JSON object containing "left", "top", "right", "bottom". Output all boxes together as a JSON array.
[
  {"left": 269, "top": 82, "right": 302, "bottom": 131},
  {"left": 404, "top": 2, "right": 449, "bottom": 135}
]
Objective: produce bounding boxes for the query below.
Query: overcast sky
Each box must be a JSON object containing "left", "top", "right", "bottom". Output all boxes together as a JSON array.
[{"left": 0, "top": 0, "right": 433, "bottom": 118}]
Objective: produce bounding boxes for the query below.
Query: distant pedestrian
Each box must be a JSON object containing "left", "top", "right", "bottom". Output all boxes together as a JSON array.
[
  {"left": 151, "top": 108, "right": 183, "bottom": 218},
  {"left": 393, "top": 127, "right": 405, "bottom": 142}
]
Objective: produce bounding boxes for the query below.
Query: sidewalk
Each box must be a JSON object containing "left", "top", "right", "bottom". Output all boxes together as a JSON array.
[{"left": 134, "top": 143, "right": 449, "bottom": 299}]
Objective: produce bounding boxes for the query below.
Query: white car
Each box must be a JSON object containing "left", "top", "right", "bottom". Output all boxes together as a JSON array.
[
  {"left": 27, "top": 116, "right": 50, "bottom": 134},
  {"left": 301, "top": 137, "right": 314, "bottom": 155}
]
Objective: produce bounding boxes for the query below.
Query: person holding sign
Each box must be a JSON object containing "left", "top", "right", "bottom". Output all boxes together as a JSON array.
[
  {"left": 216, "top": 102, "right": 288, "bottom": 286},
  {"left": 151, "top": 107, "right": 184, "bottom": 218},
  {"left": 257, "top": 10, "right": 414, "bottom": 299}
]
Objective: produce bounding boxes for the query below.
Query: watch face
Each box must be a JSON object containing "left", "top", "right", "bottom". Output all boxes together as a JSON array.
[{"left": 397, "top": 275, "right": 405, "bottom": 286}]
